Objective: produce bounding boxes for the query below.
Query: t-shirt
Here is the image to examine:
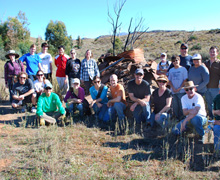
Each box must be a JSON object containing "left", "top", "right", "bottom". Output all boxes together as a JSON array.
[
  {"left": 168, "top": 66, "right": 188, "bottom": 94},
  {"left": 55, "top": 54, "right": 70, "bottom": 77},
  {"left": 65, "top": 58, "right": 81, "bottom": 79},
  {"left": 157, "top": 61, "right": 171, "bottom": 73},
  {"left": 204, "top": 60, "right": 220, "bottom": 88},
  {"left": 12, "top": 78, "right": 34, "bottom": 96},
  {"left": 152, "top": 88, "right": 172, "bottom": 114},
  {"left": 34, "top": 79, "right": 50, "bottom": 92},
  {"left": 213, "top": 94, "right": 220, "bottom": 120},
  {"left": 110, "top": 83, "right": 126, "bottom": 104},
  {"left": 168, "top": 55, "right": 193, "bottom": 71},
  {"left": 90, "top": 85, "right": 108, "bottom": 104},
  {"left": 64, "top": 87, "right": 85, "bottom": 102},
  {"left": 19, "top": 53, "right": 41, "bottom": 75},
  {"left": 128, "top": 79, "right": 151, "bottom": 99},
  {"left": 181, "top": 92, "right": 206, "bottom": 117},
  {"left": 36, "top": 92, "right": 65, "bottom": 116},
  {"left": 38, "top": 52, "right": 52, "bottom": 74},
  {"left": 188, "top": 65, "right": 209, "bottom": 94}
]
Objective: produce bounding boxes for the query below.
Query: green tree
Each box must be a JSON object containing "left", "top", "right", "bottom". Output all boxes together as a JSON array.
[
  {"left": 76, "top": 35, "right": 83, "bottom": 49},
  {"left": 45, "top": 20, "right": 73, "bottom": 55}
]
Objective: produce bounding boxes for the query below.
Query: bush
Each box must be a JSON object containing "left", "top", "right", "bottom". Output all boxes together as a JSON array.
[
  {"left": 190, "top": 43, "right": 202, "bottom": 51},
  {"left": 200, "top": 51, "right": 210, "bottom": 62},
  {"left": 188, "top": 35, "right": 197, "bottom": 41}
]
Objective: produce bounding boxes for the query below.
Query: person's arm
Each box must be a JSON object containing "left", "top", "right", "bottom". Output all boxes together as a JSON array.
[
  {"left": 38, "top": 63, "right": 42, "bottom": 71},
  {"left": 94, "top": 60, "right": 100, "bottom": 77},
  {"left": 36, "top": 95, "right": 44, "bottom": 116},
  {"left": 13, "top": 88, "right": 35, "bottom": 101},
  {"left": 55, "top": 94, "right": 65, "bottom": 115},
  {"left": 196, "top": 67, "right": 209, "bottom": 91}
]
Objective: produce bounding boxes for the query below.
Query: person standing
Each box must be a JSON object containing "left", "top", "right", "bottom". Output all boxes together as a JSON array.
[
  {"left": 4, "top": 50, "right": 24, "bottom": 102},
  {"left": 205, "top": 46, "right": 220, "bottom": 119},
  {"left": 65, "top": 49, "right": 81, "bottom": 87},
  {"left": 80, "top": 49, "right": 100, "bottom": 95},
  {"left": 128, "top": 68, "right": 151, "bottom": 129},
  {"left": 19, "top": 44, "right": 42, "bottom": 82},
  {"left": 172, "top": 81, "right": 207, "bottom": 144},
  {"left": 55, "top": 45, "right": 70, "bottom": 95},
  {"left": 168, "top": 55, "right": 188, "bottom": 120},
  {"left": 188, "top": 53, "right": 209, "bottom": 96},
  {"left": 38, "top": 42, "right": 53, "bottom": 82},
  {"left": 156, "top": 52, "right": 171, "bottom": 76}
]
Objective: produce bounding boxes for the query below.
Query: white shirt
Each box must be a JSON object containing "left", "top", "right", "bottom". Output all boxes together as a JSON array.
[{"left": 38, "top": 52, "right": 52, "bottom": 73}]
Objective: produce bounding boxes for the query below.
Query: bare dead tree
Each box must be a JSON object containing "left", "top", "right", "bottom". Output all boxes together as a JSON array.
[
  {"left": 108, "top": 0, "right": 126, "bottom": 56},
  {"left": 124, "top": 17, "right": 149, "bottom": 51}
]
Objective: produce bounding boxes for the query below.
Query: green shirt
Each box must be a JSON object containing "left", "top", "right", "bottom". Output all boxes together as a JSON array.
[
  {"left": 36, "top": 92, "right": 65, "bottom": 116},
  {"left": 213, "top": 94, "right": 220, "bottom": 120}
]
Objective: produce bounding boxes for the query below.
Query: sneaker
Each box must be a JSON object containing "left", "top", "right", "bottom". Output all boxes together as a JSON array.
[
  {"left": 21, "top": 105, "right": 26, "bottom": 113},
  {"left": 31, "top": 106, "right": 37, "bottom": 113},
  {"left": 40, "top": 118, "right": 45, "bottom": 126}
]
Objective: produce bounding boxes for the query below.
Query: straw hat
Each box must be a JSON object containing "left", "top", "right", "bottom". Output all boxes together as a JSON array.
[
  {"left": 5, "top": 50, "right": 19, "bottom": 59},
  {"left": 157, "top": 75, "right": 168, "bottom": 82},
  {"left": 183, "top": 81, "right": 198, "bottom": 89}
]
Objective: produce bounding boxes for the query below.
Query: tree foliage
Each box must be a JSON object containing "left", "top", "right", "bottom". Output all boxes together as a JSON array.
[
  {"left": 0, "top": 11, "right": 31, "bottom": 59},
  {"left": 45, "top": 20, "right": 73, "bottom": 55}
]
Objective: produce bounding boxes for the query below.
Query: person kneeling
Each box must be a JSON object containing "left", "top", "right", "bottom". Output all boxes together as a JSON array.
[
  {"left": 36, "top": 82, "right": 66, "bottom": 126},
  {"left": 11, "top": 72, "right": 36, "bottom": 113}
]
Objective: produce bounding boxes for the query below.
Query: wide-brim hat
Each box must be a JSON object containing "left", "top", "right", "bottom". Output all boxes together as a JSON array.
[
  {"left": 157, "top": 75, "right": 168, "bottom": 82},
  {"left": 5, "top": 50, "right": 19, "bottom": 59},
  {"left": 183, "top": 81, "right": 198, "bottom": 89}
]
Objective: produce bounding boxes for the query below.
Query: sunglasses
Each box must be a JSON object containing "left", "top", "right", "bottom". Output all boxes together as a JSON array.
[
  {"left": 37, "top": 74, "right": 44, "bottom": 76},
  {"left": 181, "top": 48, "right": 187, "bottom": 50},
  {"left": 172, "top": 60, "right": 179, "bottom": 62},
  {"left": 94, "top": 81, "right": 100, "bottom": 84},
  {"left": 71, "top": 52, "right": 75, "bottom": 54},
  {"left": 185, "top": 88, "right": 193, "bottom": 92},
  {"left": 136, "top": 73, "right": 143, "bottom": 76},
  {"left": 19, "top": 77, "right": 26, "bottom": 79},
  {"left": 158, "top": 80, "right": 167, "bottom": 83},
  {"left": 45, "top": 87, "right": 52, "bottom": 90}
]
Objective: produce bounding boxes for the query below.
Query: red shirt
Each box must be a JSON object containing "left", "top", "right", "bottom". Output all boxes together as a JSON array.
[{"left": 55, "top": 54, "right": 69, "bottom": 77}]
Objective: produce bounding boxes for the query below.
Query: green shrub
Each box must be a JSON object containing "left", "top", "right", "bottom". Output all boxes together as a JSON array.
[
  {"left": 190, "top": 43, "right": 201, "bottom": 51},
  {"left": 188, "top": 35, "right": 197, "bottom": 41}
]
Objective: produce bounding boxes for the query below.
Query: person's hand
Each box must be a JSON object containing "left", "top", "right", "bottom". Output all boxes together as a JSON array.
[
  {"left": 155, "top": 113, "right": 161, "bottom": 121},
  {"left": 76, "top": 99, "right": 82, "bottom": 103},
  {"left": 64, "top": 78, "right": 68, "bottom": 84},
  {"left": 107, "top": 101, "right": 112, "bottom": 107},
  {"left": 18, "top": 95, "right": 25, "bottom": 100},
  {"left": 96, "top": 102, "right": 103, "bottom": 108},
  {"left": 130, "top": 103, "right": 137, "bottom": 112},
  {"left": 181, "top": 120, "right": 187, "bottom": 132},
  {"left": 89, "top": 101, "right": 94, "bottom": 108},
  {"left": 138, "top": 99, "right": 147, "bottom": 107}
]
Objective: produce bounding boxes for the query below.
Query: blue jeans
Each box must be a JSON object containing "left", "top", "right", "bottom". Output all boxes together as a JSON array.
[
  {"left": 172, "top": 115, "right": 207, "bottom": 136},
  {"left": 205, "top": 88, "right": 219, "bottom": 119},
  {"left": 151, "top": 112, "right": 169, "bottom": 128},
  {"left": 67, "top": 103, "right": 83, "bottom": 116},
  {"left": 213, "top": 125, "right": 220, "bottom": 151},
  {"left": 93, "top": 103, "right": 110, "bottom": 122},
  {"left": 108, "top": 102, "right": 126, "bottom": 121},
  {"left": 172, "top": 93, "right": 185, "bottom": 120},
  {"left": 132, "top": 103, "right": 151, "bottom": 124}
]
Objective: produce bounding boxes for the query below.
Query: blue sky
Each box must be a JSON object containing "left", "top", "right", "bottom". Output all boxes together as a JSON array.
[{"left": 1, "top": 0, "right": 220, "bottom": 39}]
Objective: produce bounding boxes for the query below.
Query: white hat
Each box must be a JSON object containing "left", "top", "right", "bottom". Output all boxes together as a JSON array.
[
  {"left": 161, "top": 52, "right": 167, "bottom": 56},
  {"left": 71, "top": 78, "right": 80, "bottom": 87},
  {"left": 192, "top": 53, "right": 202, "bottom": 60}
]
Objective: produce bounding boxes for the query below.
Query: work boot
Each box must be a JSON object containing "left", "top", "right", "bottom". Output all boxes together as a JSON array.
[{"left": 40, "top": 118, "right": 45, "bottom": 126}]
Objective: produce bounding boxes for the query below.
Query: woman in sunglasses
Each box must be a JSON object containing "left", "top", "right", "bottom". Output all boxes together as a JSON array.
[
  {"left": 34, "top": 70, "right": 50, "bottom": 100},
  {"left": 89, "top": 76, "right": 109, "bottom": 122},
  {"left": 150, "top": 75, "right": 172, "bottom": 128}
]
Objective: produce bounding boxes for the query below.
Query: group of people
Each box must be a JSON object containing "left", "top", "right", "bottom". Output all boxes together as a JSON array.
[{"left": 3, "top": 42, "right": 220, "bottom": 151}]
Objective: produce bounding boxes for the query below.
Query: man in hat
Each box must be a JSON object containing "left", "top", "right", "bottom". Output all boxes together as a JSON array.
[
  {"left": 156, "top": 52, "right": 171, "bottom": 76},
  {"left": 11, "top": 72, "right": 37, "bottom": 113},
  {"left": 205, "top": 46, "right": 220, "bottom": 119},
  {"left": 168, "top": 43, "right": 193, "bottom": 71},
  {"left": 172, "top": 81, "right": 207, "bottom": 143},
  {"left": 38, "top": 42, "right": 53, "bottom": 82},
  {"left": 4, "top": 50, "right": 24, "bottom": 102},
  {"left": 128, "top": 68, "right": 151, "bottom": 129},
  {"left": 36, "top": 82, "right": 66, "bottom": 126},
  {"left": 55, "top": 45, "right": 70, "bottom": 95}
]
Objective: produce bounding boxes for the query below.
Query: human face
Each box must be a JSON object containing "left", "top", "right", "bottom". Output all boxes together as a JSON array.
[
  {"left": 193, "top": 59, "right": 201, "bottom": 67},
  {"left": 160, "top": 55, "right": 166, "bottom": 61},
  {"left": 134, "top": 73, "right": 144, "bottom": 83},
  {"left": 30, "top": 47, "right": 36, "bottom": 54},
  {"left": 185, "top": 87, "right": 195, "bottom": 98},
  {"left": 72, "top": 83, "right": 79, "bottom": 90},
  {"left": 42, "top": 46, "right": 48, "bottom": 52},
  {"left": 86, "top": 50, "right": 92, "bottom": 59},
  {"left": 9, "top": 54, "right": 15, "bottom": 61},
  {"left": 209, "top": 48, "right": 218, "bottom": 60},
  {"left": 93, "top": 78, "right": 101, "bottom": 88},
  {"left": 19, "top": 74, "right": 27, "bottom": 84},
  {"left": 59, "top": 48, "right": 65, "bottom": 55},
  {"left": 110, "top": 75, "right": 118, "bottom": 87},
  {"left": 158, "top": 80, "right": 167, "bottom": 88},
  {"left": 70, "top": 51, "right": 76, "bottom": 59},
  {"left": 37, "top": 72, "right": 44, "bottom": 81},
  {"left": 172, "top": 59, "right": 180, "bottom": 67},
  {"left": 180, "top": 46, "right": 188, "bottom": 57},
  {"left": 45, "top": 87, "right": 52, "bottom": 96}
]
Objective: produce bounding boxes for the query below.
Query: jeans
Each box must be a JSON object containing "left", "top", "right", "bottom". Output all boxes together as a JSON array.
[
  {"left": 41, "top": 111, "right": 63, "bottom": 124},
  {"left": 151, "top": 112, "right": 169, "bottom": 128},
  {"left": 213, "top": 125, "right": 220, "bottom": 151},
  {"left": 93, "top": 103, "right": 109, "bottom": 122},
  {"left": 172, "top": 93, "right": 185, "bottom": 120},
  {"left": 172, "top": 115, "right": 207, "bottom": 136},
  {"left": 67, "top": 103, "right": 83, "bottom": 116},
  {"left": 132, "top": 103, "right": 151, "bottom": 124},
  {"left": 108, "top": 102, "right": 126, "bottom": 121},
  {"left": 205, "top": 88, "right": 219, "bottom": 119}
]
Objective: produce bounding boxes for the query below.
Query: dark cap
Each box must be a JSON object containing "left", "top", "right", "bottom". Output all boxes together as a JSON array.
[
  {"left": 135, "top": 68, "right": 144, "bottom": 75},
  {"left": 180, "top": 43, "right": 188, "bottom": 49}
]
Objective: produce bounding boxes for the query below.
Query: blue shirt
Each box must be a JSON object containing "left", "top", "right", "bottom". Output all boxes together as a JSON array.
[
  {"left": 20, "top": 53, "right": 41, "bottom": 75},
  {"left": 90, "top": 85, "right": 108, "bottom": 104}
]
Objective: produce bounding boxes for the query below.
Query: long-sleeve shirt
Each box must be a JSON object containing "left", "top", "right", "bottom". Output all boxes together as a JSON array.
[
  {"left": 64, "top": 87, "right": 85, "bottom": 103},
  {"left": 36, "top": 92, "right": 65, "bottom": 116},
  {"left": 4, "top": 60, "right": 24, "bottom": 85},
  {"left": 55, "top": 54, "right": 69, "bottom": 77},
  {"left": 80, "top": 58, "right": 100, "bottom": 81},
  {"left": 89, "top": 85, "right": 108, "bottom": 104},
  {"left": 188, "top": 65, "right": 209, "bottom": 94}
]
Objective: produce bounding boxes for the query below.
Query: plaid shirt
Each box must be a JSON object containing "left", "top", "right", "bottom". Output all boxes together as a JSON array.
[{"left": 80, "top": 58, "right": 100, "bottom": 81}]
